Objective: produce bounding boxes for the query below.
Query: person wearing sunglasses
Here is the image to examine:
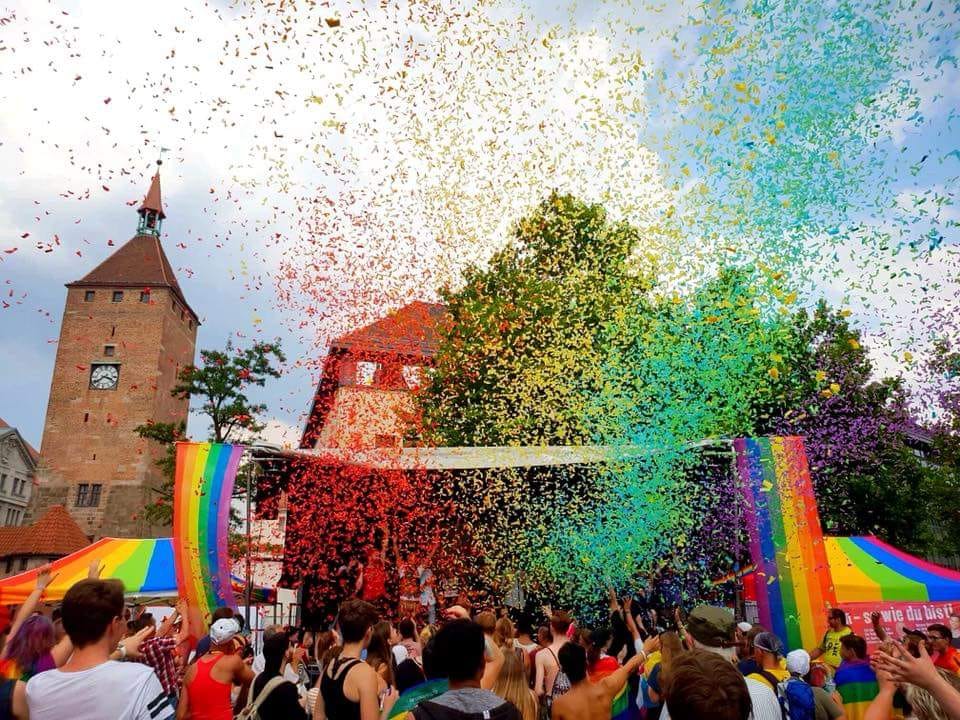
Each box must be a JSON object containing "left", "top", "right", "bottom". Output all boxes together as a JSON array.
[{"left": 925, "top": 624, "right": 960, "bottom": 674}]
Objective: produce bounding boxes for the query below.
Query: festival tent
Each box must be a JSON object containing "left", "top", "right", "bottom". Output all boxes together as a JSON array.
[
  {"left": 824, "top": 536, "right": 960, "bottom": 603},
  {"left": 0, "top": 537, "right": 275, "bottom": 605},
  {"left": 741, "top": 536, "right": 960, "bottom": 605}
]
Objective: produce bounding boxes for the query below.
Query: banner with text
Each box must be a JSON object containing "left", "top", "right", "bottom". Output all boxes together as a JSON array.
[{"left": 842, "top": 601, "right": 959, "bottom": 652}]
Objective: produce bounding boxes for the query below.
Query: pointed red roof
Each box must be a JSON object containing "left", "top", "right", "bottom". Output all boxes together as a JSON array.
[
  {"left": 67, "top": 234, "right": 198, "bottom": 322},
  {"left": 138, "top": 172, "right": 166, "bottom": 220},
  {"left": 331, "top": 301, "right": 449, "bottom": 358},
  {"left": 0, "top": 506, "right": 89, "bottom": 557}
]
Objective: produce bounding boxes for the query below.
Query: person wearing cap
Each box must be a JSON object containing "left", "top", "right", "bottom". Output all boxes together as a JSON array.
[
  {"left": 745, "top": 631, "right": 790, "bottom": 691},
  {"left": 785, "top": 649, "right": 845, "bottom": 720},
  {"left": 660, "top": 606, "right": 782, "bottom": 720},
  {"left": 810, "top": 609, "right": 852, "bottom": 670},
  {"left": 871, "top": 613, "right": 928, "bottom": 659},
  {"left": 834, "top": 634, "right": 878, "bottom": 720},
  {"left": 180, "top": 618, "right": 254, "bottom": 720}
]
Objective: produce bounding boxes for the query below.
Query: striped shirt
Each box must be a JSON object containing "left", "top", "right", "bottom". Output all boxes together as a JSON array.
[
  {"left": 26, "top": 660, "right": 174, "bottom": 720},
  {"left": 834, "top": 659, "right": 878, "bottom": 720}
]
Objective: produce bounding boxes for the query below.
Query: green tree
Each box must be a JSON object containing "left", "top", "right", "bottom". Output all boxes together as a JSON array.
[
  {"left": 420, "top": 192, "right": 655, "bottom": 446},
  {"left": 135, "top": 339, "right": 285, "bottom": 525}
]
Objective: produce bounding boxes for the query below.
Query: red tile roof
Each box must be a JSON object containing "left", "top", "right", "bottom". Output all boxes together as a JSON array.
[
  {"left": 138, "top": 172, "right": 166, "bottom": 220},
  {"left": 331, "top": 301, "right": 449, "bottom": 359},
  {"left": 67, "top": 234, "right": 198, "bottom": 321},
  {"left": 0, "top": 506, "right": 89, "bottom": 558}
]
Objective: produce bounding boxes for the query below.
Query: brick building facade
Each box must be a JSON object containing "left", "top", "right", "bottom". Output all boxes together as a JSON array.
[{"left": 28, "top": 168, "right": 198, "bottom": 538}]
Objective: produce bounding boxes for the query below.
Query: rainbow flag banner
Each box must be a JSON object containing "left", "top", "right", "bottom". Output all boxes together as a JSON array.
[
  {"left": 735, "top": 436, "right": 835, "bottom": 651},
  {"left": 173, "top": 442, "right": 246, "bottom": 628},
  {"left": 0, "top": 537, "right": 174, "bottom": 604},
  {"left": 387, "top": 679, "right": 448, "bottom": 719}
]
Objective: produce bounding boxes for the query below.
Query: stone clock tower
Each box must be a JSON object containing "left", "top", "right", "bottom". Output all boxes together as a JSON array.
[{"left": 29, "top": 165, "right": 199, "bottom": 538}]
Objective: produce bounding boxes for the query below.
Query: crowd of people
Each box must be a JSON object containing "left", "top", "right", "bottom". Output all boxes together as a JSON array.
[{"left": 3, "top": 564, "right": 960, "bottom": 720}]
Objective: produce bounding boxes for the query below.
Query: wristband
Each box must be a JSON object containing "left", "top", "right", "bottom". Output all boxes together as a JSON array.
[{"left": 116, "top": 642, "right": 127, "bottom": 660}]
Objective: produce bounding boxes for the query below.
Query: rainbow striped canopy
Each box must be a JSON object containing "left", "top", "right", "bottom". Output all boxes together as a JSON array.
[
  {"left": 826, "top": 535, "right": 960, "bottom": 603},
  {"left": 0, "top": 537, "right": 174, "bottom": 605},
  {"left": 0, "top": 537, "right": 276, "bottom": 606}
]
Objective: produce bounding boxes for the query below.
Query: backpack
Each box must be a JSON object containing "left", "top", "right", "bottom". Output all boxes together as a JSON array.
[
  {"left": 411, "top": 699, "right": 522, "bottom": 720},
  {"left": 235, "top": 676, "right": 286, "bottom": 720},
  {"left": 764, "top": 675, "right": 815, "bottom": 720},
  {"left": 545, "top": 648, "right": 571, "bottom": 705}
]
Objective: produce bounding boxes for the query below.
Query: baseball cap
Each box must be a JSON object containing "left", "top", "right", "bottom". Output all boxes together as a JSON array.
[
  {"left": 753, "top": 631, "right": 785, "bottom": 657},
  {"left": 902, "top": 626, "right": 928, "bottom": 640},
  {"left": 210, "top": 617, "right": 241, "bottom": 645},
  {"left": 786, "top": 649, "right": 811, "bottom": 676},
  {"left": 686, "top": 605, "right": 736, "bottom": 647}
]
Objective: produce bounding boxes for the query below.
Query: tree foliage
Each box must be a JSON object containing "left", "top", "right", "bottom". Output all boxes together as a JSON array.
[
  {"left": 420, "top": 192, "right": 654, "bottom": 446},
  {"left": 174, "top": 340, "right": 286, "bottom": 444},
  {"left": 134, "top": 339, "right": 285, "bottom": 525}
]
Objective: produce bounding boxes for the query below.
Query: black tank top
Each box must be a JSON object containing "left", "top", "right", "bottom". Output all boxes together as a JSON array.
[{"left": 320, "top": 656, "right": 363, "bottom": 720}]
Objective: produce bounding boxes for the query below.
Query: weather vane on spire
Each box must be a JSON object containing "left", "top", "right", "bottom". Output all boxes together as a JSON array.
[{"left": 137, "top": 152, "right": 168, "bottom": 237}]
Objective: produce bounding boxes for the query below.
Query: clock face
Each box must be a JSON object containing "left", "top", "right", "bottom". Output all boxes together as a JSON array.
[{"left": 89, "top": 364, "right": 120, "bottom": 390}]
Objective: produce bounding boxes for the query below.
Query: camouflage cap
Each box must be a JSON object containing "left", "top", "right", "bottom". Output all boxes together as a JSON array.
[{"left": 686, "top": 605, "right": 737, "bottom": 648}]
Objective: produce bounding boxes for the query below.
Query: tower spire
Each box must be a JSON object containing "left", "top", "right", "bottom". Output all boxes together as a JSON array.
[{"left": 136, "top": 158, "right": 166, "bottom": 236}]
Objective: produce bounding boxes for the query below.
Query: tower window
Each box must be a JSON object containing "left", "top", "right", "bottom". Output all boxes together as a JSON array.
[
  {"left": 112, "top": 291, "right": 123, "bottom": 302},
  {"left": 18, "top": 558, "right": 27, "bottom": 571},
  {"left": 84, "top": 290, "right": 95, "bottom": 302},
  {"left": 180, "top": 310, "right": 185, "bottom": 321},
  {"left": 0, "top": 474, "right": 6, "bottom": 493},
  {"left": 83, "top": 412, "right": 89, "bottom": 423},
  {"left": 103, "top": 345, "right": 115, "bottom": 357},
  {"left": 111, "top": 325, "right": 116, "bottom": 337},
  {"left": 140, "top": 291, "right": 150, "bottom": 303},
  {"left": 188, "top": 319, "right": 193, "bottom": 330},
  {"left": 76, "top": 483, "right": 100, "bottom": 507}
]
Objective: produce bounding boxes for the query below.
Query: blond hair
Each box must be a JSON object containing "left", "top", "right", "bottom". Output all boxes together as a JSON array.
[
  {"left": 905, "top": 669, "right": 960, "bottom": 720},
  {"left": 492, "top": 649, "right": 537, "bottom": 720}
]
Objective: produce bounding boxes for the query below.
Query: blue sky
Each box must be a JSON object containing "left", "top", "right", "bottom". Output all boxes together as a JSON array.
[{"left": 1, "top": 0, "right": 957, "bottom": 449}]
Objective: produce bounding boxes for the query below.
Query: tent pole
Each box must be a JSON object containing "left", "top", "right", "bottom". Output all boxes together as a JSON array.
[{"left": 245, "top": 460, "right": 254, "bottom": 631}]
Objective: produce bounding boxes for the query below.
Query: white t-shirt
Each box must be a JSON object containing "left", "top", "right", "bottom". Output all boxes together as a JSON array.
[
  {"left": 661, "top": 677, "right": 781, "bottom": 720},
  {"left": 392, "top": 644, "right": 409, "bottom": 665},
  {"left": 26, "top": 660, "right": 174, "bottom": 720}
]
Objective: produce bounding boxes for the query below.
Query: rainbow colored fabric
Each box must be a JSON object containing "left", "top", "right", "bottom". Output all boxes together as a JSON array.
[
  {"left": 173, "top": 442, "right": 245, "bottom": 626},
  {"left": 0, "top": 537, "right": 174, "bottom": 604},
  {"left": 0, "top": 536, "right": 276, "bottom": 606},
  {"left": 834, "top": 659, "right": 879, "bottom": 720},
  {"left": 735, "top": 436, "right": 835, "bottom": 651},
  {"left": 825, "top": 535, "right": 960, "bottom": 602},
  {"left": 387, "top": 679, "right": 448, "bottom": 719}
]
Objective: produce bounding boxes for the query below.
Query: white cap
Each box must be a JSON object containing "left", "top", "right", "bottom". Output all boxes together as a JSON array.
[
  {"left": 210, "top": 618, "right": 241, "bottom": 645},
  {"left": 737, "top": 622, "right": 753, "bottom": 633},
  {"left": 786, "top": 649, "right": 811, "bottom": 676}
]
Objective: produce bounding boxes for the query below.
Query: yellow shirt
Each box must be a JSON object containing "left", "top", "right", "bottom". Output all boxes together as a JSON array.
[
  {"left": 820, "top": 627, "right": 852, "bottom": 668},
  {"left": 747, "top": 667, "right": 790, "bottom": 691}
]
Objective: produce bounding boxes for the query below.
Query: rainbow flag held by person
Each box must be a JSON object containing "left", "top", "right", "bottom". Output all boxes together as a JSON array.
[
  {"left": 834, "top": 660, "right": 880, "bottom": 720},
  {"left": 387, "top": 679, "right": 448, "bottom": 719},
  {"left": 735, "top": 436, "right": 836, "bottom": 652},
  {"left": 610, "top": 680, "right": 631, "bottom": 720},
  {"left": 173, "top": 442, "right": 246, "bottom": 635}
]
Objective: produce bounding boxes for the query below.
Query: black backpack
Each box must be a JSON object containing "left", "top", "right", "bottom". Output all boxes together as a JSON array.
[{"left": 411, "top": 699, "right": 522, "bottom": 720}]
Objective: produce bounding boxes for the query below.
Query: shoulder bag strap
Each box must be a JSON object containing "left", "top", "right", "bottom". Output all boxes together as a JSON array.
[{"left": 249, "top": 676, "right": 287, "bottom": 713}]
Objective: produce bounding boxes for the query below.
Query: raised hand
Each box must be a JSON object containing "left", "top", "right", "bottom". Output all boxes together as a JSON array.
[{"left": 36, "top": 564, "right": 57, "bottom": 591}]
